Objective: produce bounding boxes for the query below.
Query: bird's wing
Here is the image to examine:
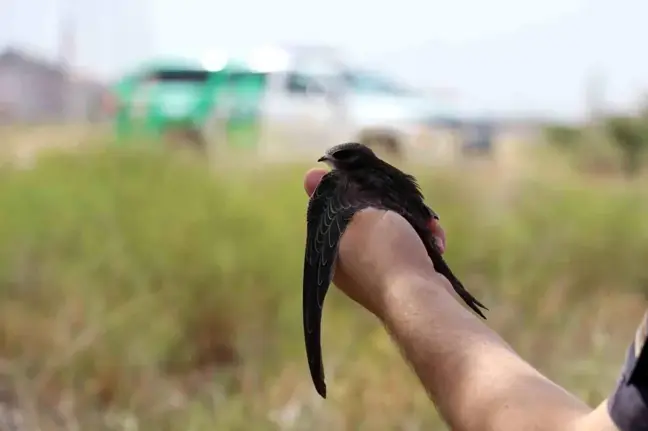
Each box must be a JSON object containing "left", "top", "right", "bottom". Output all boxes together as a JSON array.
[{"left": 303, "top": 173, "right": 359, "bottom": 398}]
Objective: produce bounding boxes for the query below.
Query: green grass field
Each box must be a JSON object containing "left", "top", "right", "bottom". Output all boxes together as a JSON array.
[{"left": 0, "top": 142, "right": 647, "bottom": 430}]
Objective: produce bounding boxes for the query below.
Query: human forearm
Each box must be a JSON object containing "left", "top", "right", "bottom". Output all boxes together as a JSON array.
[{"left": 379, "top": 272, "right": 596, "bottom": 431}]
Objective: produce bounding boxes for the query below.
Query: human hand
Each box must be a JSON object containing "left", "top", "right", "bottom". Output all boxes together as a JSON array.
[{"left": 303, "top": 168, "right": 449, "bottom": 318}]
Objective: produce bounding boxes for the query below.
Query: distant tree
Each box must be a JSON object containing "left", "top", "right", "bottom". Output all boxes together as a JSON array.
[
  {"left": 543, "top": 124, "right": 582, "bottom": 149},
  {"left": 605, "top": 115, "right": 646, "bottom": 178}
]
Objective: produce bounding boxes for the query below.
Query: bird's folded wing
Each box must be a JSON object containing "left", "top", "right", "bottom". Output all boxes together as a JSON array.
[{"left": 303, "top": 174, "right": 362, "bottom": 393}]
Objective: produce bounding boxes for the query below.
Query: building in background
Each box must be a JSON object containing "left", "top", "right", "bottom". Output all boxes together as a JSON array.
[{"left": 0, "top": 47, "right": 107, "bottom": 124}]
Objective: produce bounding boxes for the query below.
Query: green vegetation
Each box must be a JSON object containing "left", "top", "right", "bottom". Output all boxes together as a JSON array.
[
  {"left": 0, "top": 146, "right": 647, "bottom": 429},
  {"left": 544, "top": 103, "right": 648, "bottom": 178},
  {"left": 543, "top": 123, "right": 583, "bottom": 149},
  {"left": 605, "top": 115, "right": 648, "bottom": 177}
]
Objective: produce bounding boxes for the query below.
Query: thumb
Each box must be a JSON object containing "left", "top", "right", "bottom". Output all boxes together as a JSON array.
[{"left": 303, "top": 168, "right": 328, "bottom": 196}]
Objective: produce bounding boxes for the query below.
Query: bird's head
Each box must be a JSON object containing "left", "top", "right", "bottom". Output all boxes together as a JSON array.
[{"left": 317, "top": 143, "right": 377, "bottom": 170}]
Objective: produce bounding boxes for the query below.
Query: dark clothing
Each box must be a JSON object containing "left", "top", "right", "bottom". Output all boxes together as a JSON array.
[{"left": 609, "top": 311, "right": 648, "bottom": 430}]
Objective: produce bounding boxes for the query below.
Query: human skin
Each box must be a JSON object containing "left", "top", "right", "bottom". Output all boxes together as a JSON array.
[{"left": 303, "top": 168, "right": 617, "bottom": 431}]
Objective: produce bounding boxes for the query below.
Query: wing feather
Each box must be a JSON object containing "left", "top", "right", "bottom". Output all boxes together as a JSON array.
[{"left": 303, "top": 173, "right": 358, "bottom": 398}]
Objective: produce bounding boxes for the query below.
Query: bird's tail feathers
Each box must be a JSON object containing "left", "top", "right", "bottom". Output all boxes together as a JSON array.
[{"left": 429, "top": 250, "right": 488, "bottom": 319}]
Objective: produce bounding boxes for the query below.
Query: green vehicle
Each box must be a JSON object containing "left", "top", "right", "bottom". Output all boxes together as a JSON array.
[
  {"left": 107, "top": 57, "right": 266, "bottom": 151},
  {"left": 106, "top": 46, "right": 454, "bottom": 161}
]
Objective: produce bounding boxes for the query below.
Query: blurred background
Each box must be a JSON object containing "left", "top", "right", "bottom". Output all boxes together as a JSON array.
[{"left": 1, "top": 0, "right": 648, "bottom": 429}]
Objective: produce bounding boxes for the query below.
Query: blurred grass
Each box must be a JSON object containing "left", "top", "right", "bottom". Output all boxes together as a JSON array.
[{"left": 0, "top": 142, "right": 647, "bottom": 429}]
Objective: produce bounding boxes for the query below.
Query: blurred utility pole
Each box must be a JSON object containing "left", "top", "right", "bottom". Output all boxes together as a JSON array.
[
  {"left": 585, "top": 68, "right": 607, "bottom": 124},
  {"left": 58, "top": 0, "right": 77, "bottom": 122}
]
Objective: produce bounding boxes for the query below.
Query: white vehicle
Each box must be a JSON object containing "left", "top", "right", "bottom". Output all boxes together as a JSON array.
[{"left": 201, "top": 45, "right": 457, "bottom": 161}]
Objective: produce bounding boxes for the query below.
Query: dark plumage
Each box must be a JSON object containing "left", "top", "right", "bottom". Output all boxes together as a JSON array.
[{"left": 302, "top": 142, "right": 487, "bottom": 398}]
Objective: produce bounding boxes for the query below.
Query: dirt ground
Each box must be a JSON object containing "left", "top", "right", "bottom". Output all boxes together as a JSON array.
[{"left": 0, "top": 124, "right": 110, "bottom": 169}]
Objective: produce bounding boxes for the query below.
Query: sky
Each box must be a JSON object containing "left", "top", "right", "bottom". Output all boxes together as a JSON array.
[{"left": 1, "top": 0, "right": 646, "bottom": 119}]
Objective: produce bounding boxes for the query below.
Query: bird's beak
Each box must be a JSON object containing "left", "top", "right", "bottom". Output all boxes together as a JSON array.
[{"left": 318, "top": 155, "right": 335, "bottom": 168}]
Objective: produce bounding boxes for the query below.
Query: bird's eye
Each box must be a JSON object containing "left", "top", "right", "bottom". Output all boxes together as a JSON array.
[{"left": 333, "top": 150, "right": 355, "bottom": 160}]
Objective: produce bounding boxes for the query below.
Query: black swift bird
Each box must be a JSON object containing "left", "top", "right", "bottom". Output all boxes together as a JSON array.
[{"left": 303, "top": 142, "right": 487, "bottom": 398}]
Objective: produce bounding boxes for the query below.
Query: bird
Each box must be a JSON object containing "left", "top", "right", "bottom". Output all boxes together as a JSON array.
[{"left": 302, "top": 142, "right": 487, "bottom": 399}]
